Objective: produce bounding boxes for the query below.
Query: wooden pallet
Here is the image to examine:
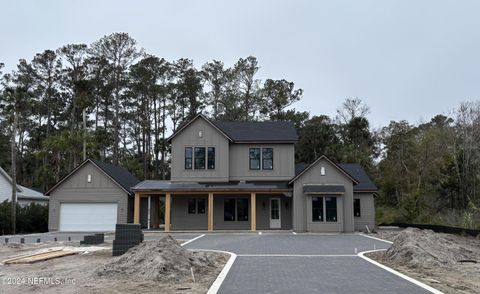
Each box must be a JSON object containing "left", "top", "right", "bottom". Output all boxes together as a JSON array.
[{"left": 3, "top": 249, "right": 77, "bottom": 264}]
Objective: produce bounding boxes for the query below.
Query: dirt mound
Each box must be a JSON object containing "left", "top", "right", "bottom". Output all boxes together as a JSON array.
[
  {"left": 385, "top": 227, "right": 480, "bottom": 268},
  {"left": 95, "top": 235, "right": 219, "bottom": 282}
]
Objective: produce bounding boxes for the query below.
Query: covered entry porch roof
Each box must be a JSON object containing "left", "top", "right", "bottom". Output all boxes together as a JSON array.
[
  {"left": 131, "top": 180, "right": 292, "bottom": 193},
  {"left": 131, "top": 181, "right": 292, "bottom": 233}
]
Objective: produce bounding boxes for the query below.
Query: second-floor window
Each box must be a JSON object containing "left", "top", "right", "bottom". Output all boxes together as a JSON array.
[
  {"left": 249, "top": 148, "right": 261, "bottom": 170},
  {"left": 185, "top": 147, "right": 193, "bottom": 169},
  {"left": 185, "top": 146, "right": 215, "bottom": 170},
  {"left": 194, "top": 147, "right": 206, "bottom": 169},
  {"left": 208, "top": 147, "right": 215, "bottom": 169},
  {"left": 249, "top": 147, "right": 274, "bottom": 170},
  {"left": 262, "top": 148, "right": 273, "bottom": 170}
]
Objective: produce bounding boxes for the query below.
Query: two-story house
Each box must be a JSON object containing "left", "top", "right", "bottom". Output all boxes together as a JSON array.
[
  {"left": 131, "top": 114, "right": 377, "bottom": 232},
  {"left": 45, "top": 114, "right": 376, "bottom": 232}
]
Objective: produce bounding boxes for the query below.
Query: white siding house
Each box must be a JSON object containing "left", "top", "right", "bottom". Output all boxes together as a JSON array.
[{"left": 0, "top": 167, "right": 49, "bottom": 206}]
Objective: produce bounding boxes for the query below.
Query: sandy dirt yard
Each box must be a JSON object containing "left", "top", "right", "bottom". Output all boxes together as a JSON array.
[
  {"left": 367, "top": 228, "right": 480, "bottom": 294},
  {"left": 0, "top": 238, "right": 228, "bottom": 294}
]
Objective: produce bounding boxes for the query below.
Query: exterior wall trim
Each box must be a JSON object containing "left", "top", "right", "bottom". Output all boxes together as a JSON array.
[
  {"left": 167, "top": 114, "right": 233, "bottom": 143},
  {"left": 289, "top": 155, "right": 359, "bottom": 185},
  {"left": 45, "top": 159, "right": 132, "bottom": 196}
]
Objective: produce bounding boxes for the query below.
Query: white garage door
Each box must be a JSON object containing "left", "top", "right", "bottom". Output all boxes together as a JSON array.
[{"left": 59, "top": 203, "right": 118, "bottom": 231}]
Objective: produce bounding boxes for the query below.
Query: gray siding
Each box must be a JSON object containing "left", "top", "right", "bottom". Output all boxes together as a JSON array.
[
  {"left": 171, "top": 118, "right": 230, "bottom": 182},
  {"left": 292, "top": 158, "right": 355, "bottom": 232},
  {"left": 169, "top": 194, "right": 292, "bottom": 231},
  {"left": 229, "top": 144, "right": 295, "bottom": 181},
  {"left": 171, "top": 195, "right": 208, "bottom": 230},
  {"left": 48, "top": 162, "right": 129, "bottom": 231},
  {"left": 213, "top": 195, "right": 251, "bottom": 230},
  {"left": 255, "top": 194, "right": 292, "bottom": 230},
  {"left": 353, "top": 193, "right": 376, "bottom": 231}
]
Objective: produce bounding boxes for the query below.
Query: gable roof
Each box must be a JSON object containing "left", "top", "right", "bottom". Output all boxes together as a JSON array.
[
  {"left": 1, "top": 166, "right": 48, "bottom": 200},
  {"left": 294, "top": 161, "right": 377, "bottom": 192},
  {"left": 338, "top": 163, "right": 378, "bottom": 192},
  {"left": 90, "top": 160, "right": 140, "bottom": 193},
  {"left": 289, "top": 155, "right": 359, "bottom": 185},
  {"left": 167, "top": 114, "right": 233, "bottom": 142},
  {"left": 295, "top": 162, "right": 309, "bottom": 176},
  {"left": 167, "top": 113, "right": 299, "bottom": 143},
  {"left": 0, "top": 167, "right": 22, "bottom": 192},
  {"left": 212, "top": 120, "right": 298, "bottom": 143},
  {"left": 45, "top": 159, "right": 140, "bottom": 195}
]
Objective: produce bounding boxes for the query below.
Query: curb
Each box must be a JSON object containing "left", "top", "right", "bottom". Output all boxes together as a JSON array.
[{"left": 358, "top": 249, "right": 443, "bottom": 294}]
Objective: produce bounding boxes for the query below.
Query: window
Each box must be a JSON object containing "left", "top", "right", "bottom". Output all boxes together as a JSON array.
[
  {"left": 197, "top": 198, "right": 206, "bottom": 214},
  {"left": 237, "top": 198, "right": 249, "bottom": 221},
  {"left": 224, "top": 199, "right": 236, "bottom": 221},
  {"left": 354, "top": 198, "right": 361, "bottom": 217},
  {"left": 312, "top": 197, "right": 323, "bottom": 222},
  {"left": 188, "top": 199, "right": 196, "bottom": 214},
  {"left": 325, "top": 196, "right": 337, "bottom": 222},
  {"left": 262, "top": 148, "right": 273, "bottom": 170},
  {"left": 249, "top": 147, "right": 274, "bottom": 170},
  {"left": 185, "top": 147, "right": 193, "bottom": 169},
  {"left": 224, "top": 198, "right": 249, "bottom": 221},
  {"left": 249, "top": 148, "right": 261, "bottom": 170},
  {"left": 207, "top": 147, "right": 215, "bottom": 170},
  {"left": 194, "top": 147, "right": 206, "bottom": 169}
]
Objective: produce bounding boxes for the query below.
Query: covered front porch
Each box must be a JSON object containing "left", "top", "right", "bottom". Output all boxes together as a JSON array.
[{"left": 131, "top": 181, "right": 293, "bottom": 232}]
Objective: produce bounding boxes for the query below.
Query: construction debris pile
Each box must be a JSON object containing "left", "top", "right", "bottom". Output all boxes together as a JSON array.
[
  {"left": 385, "top": 227, "right": 480, "bottom": 268},
  {"left": 95, "top": 235, "right": 221, "bottom": 282}
]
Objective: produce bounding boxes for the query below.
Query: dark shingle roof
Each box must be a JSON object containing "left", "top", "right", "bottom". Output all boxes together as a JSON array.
[
  {"left": 295, "top": 163, "right": 309, "bottom": 176},
  {"left": 338, "top": 163, "right": 378, "bottom": 192},
  {"left": 295, "top": 162, "right": 377, "bottom": 192},
  {"left": 212, "top": 121, "right": 298, "bottom": 142},
  {"left": 132, "top": 180, "right": 291, "bottom": 192},
  {"left": 303, "top": 184, "right": 345, "bottom": 193},
  {"left": 91, "top": 159, "right": 140, "bottom": 193}
]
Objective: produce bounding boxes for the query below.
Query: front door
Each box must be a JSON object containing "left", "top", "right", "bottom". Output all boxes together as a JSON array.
[{"left": 269, "top": 198, "right": 281, "bottom": 229}]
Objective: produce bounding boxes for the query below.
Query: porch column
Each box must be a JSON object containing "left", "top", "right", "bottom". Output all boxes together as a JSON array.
[
  {"left": 147, "top": 196, "right": 151, "bottom": 229},
  {"left": 208, "top": 192, "right": 214, "bottom": 231},
  {"left": 251, "top": 192, "right": 256, "bottom": 231},
  {"left": 165, "top": 192, "right": 171, "bottom": 232},
  {"left": 134, "top": 192, "right": 140, "bottom": 224}
]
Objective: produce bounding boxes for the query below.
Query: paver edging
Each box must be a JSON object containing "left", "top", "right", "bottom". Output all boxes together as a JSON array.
[
  {"left": 180, "top": 234, "right": 237, "bottom": 294},
  {"left": 194, "top": 249, "right": 237, "bottom": 294},
  {"left": 358, "top": 249, "right": 443, "bottom": 294}
]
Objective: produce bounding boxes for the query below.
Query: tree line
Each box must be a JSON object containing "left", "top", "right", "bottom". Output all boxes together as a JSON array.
[{"left": 1, "top": 32, "right": 479, "bottom": 228}]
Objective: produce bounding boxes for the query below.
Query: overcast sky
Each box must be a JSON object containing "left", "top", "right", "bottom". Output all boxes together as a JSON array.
[{"left": 1, "top": 0, "right": 480, "bottom": 128}]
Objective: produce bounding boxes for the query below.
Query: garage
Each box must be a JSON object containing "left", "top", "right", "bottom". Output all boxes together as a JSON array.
[
  {"left": 59, "top": 203, "right": 118, "bottom": 231},
  {"left": 46, "top": 159, "right": 140, "bottom": 232}
]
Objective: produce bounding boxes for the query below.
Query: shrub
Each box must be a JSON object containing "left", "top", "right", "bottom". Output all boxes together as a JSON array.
[{"left": 0, "top": 200, "right": 49, "bottom": 235}]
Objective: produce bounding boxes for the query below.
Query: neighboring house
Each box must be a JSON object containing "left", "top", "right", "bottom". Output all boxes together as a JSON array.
[
  {"left": 0, "top": 167, "right": 49, "bottom": 206},
  {"left": 45, "top": 159, "right": 140, "bottom": 232},
  {"left": 131, "top": 114, "right": 377, "bottom": 232}
]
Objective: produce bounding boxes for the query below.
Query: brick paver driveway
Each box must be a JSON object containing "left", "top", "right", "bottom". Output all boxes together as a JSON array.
[{"left": 185, "top": 233, "right": 434, "bottom": 294}]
